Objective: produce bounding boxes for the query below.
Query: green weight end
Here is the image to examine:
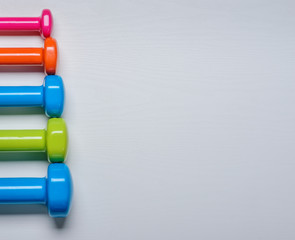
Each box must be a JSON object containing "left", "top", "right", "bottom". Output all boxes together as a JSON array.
[{"left": 46, "top": 118, "right": 68, "bottom": 163}]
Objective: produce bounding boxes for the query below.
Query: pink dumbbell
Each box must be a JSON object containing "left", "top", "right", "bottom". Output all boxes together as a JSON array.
[{"left": 0, "top": 9, "right": 53, "bottom": 38}]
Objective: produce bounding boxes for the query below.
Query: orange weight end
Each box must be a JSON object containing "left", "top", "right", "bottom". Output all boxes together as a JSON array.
[{"left": 44, "top": 37, "right": 57, "bottom": 75}]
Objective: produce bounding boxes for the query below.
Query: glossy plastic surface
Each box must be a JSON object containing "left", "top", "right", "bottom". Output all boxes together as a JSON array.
[
  {"left": 0, "top": 129, "right": 46, "bottom": 151},
  {"left": 0, "top": 48, "right": 43, "bottom": 65},
  {"left": 0, "top": 9, "right": 52, "bottom": 38},
  {"left": 47, "top": 118, "right": 68, "bottom": 163},
  {"left": 0, "top": 37, "right": 58, "bottom": 75},
  {"left": 0, "top": 18, "right": 40, "bottom": 31},
  {"left": 0, "top": 85, "right": 43, "bottom": 107},
  {"left": 44, "top": 75, "right": 64, "bottom": 117},
  {"left": 0, "top": 75, "right": 64, "bottom": 117},
  {"left": 0, "top": 118, "right": 67, "bottom": 163},
  {"left": 0, "top": 178, "right": 46, "bottom": 204},
  {"left": 44, "top": 37, "right": 57, "bottom": 75},
  {"left": 0, "top": 163, "right": 73, "bottom": 218},
  {"left": 47, "top": 163, "right": 73, "bottom": 217},
  {"left": 40, "top": 9, "right": 53, "bottom": 38}
]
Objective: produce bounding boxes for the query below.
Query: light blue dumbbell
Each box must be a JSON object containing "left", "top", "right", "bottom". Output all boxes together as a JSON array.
[
  {"left": 0, "top": 163, "right": 73, "bottom": 218},
  {"left": 0, "top": 75, "right": 64, "bottom": 117}
]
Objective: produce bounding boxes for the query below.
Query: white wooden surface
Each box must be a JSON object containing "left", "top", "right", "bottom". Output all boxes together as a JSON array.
[{"left": 0, "top": 0, "right": 294, "bottom": 239}]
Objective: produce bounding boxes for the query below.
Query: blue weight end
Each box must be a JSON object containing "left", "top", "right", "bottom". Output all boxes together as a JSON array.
[
  {"left": 47, "top": 163, "right": 73, "bottom": 218},
  {"left": 44, "top": 75, "right": 64, "bottom": 118}
]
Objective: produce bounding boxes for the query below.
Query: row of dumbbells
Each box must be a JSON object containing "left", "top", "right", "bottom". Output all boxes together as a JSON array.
[{"left": 0, "top": 10, "right": 72, "bottom": 218}]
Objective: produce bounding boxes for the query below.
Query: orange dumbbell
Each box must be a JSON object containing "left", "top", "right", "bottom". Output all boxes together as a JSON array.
[{"left": 0, "top": 37, "right": 57, "bottom": 75}]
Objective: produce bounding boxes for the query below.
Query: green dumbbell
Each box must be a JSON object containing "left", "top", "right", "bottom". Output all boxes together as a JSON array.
[{"left": 0, "top": 118, "right": 67, "bottom": 163}]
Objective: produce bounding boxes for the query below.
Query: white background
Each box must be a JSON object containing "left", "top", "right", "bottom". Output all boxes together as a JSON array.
[{"left": 0, "top": 0, "right": 294, "bottom": 239}]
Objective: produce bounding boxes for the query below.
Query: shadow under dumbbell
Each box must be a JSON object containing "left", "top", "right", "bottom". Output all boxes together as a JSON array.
[
  {"left": 0, "top": 151, "right": 47, "bottom": 161},
  {"left": 0, "top": 204, "right": 67, "bottom": 228},
  {"left": 0, "top": 107, "right": 44, "bottom": 115},
  {"left": 0, "top": 65, "right": 44, "bottom": 72},
  {"left": 54, "top": 217, "right": 67, "bottom": 229},
  {"left": 0, "top": 204, "right": 47, "bottom": 215},
  {"left": 0, "top": 31, "right": 40, "bottom": 37}
]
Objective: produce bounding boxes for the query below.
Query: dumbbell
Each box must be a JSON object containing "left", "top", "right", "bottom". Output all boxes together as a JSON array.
[
  {"left": 0, "top": 163, "right": 72, "bottom": 218},
  {"left": 0, "top": 75, "right": 64, "bottom": 118},
  {"left": 0, "top": 9, "right": 52, "bottom": 38},
  {"left": 0, "top": 37, "right": 57, "bottom": 75},
  {"left": 0, "top": 118, "right": 67, "bottom": 163}
]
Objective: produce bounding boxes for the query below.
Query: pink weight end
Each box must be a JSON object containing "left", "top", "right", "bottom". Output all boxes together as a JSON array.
[{"left": 40, "top": 9, "right": 53, "bottom": 39}]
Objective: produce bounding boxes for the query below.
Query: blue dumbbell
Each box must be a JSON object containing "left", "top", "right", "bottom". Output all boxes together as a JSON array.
[
  {"left": 0, "top": 75, "right": 64, "bottom": 117},
  {"left": 0, "top": 163, "right": 72, "bottom": 218}
]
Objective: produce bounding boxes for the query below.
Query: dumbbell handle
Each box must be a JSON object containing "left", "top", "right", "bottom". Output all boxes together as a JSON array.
[
  {"left": 0, "top": 177, "right": 46, "bottom": 204},
  {"left": 0, "top": 48, "right": 43, "bottom": 65},
  {"left": 0, "top": 86, "right": 43, "bottom": 106},
  {"left": 0, "top": 17, "right": 41, "bottom": 31},
  {"left": 0, "top": 130, "right": 46, "bottom": 151}
]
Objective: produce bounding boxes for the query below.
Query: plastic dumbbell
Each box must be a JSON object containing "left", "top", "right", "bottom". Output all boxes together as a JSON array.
[
  {"left": 0, "top": 9, "right": 52, "bottom": 38},
  {"left": 0, "top": 118, "right": 67, "bottom": 163},
  {"left": 0, "top": 37, "right": 57, "bottom": 75},
  {"left": 0, "top": 163, "right": 72, "bottom": 217},
  {"left": 0, "top": 75, "right": 64, "bottom": 117}
]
